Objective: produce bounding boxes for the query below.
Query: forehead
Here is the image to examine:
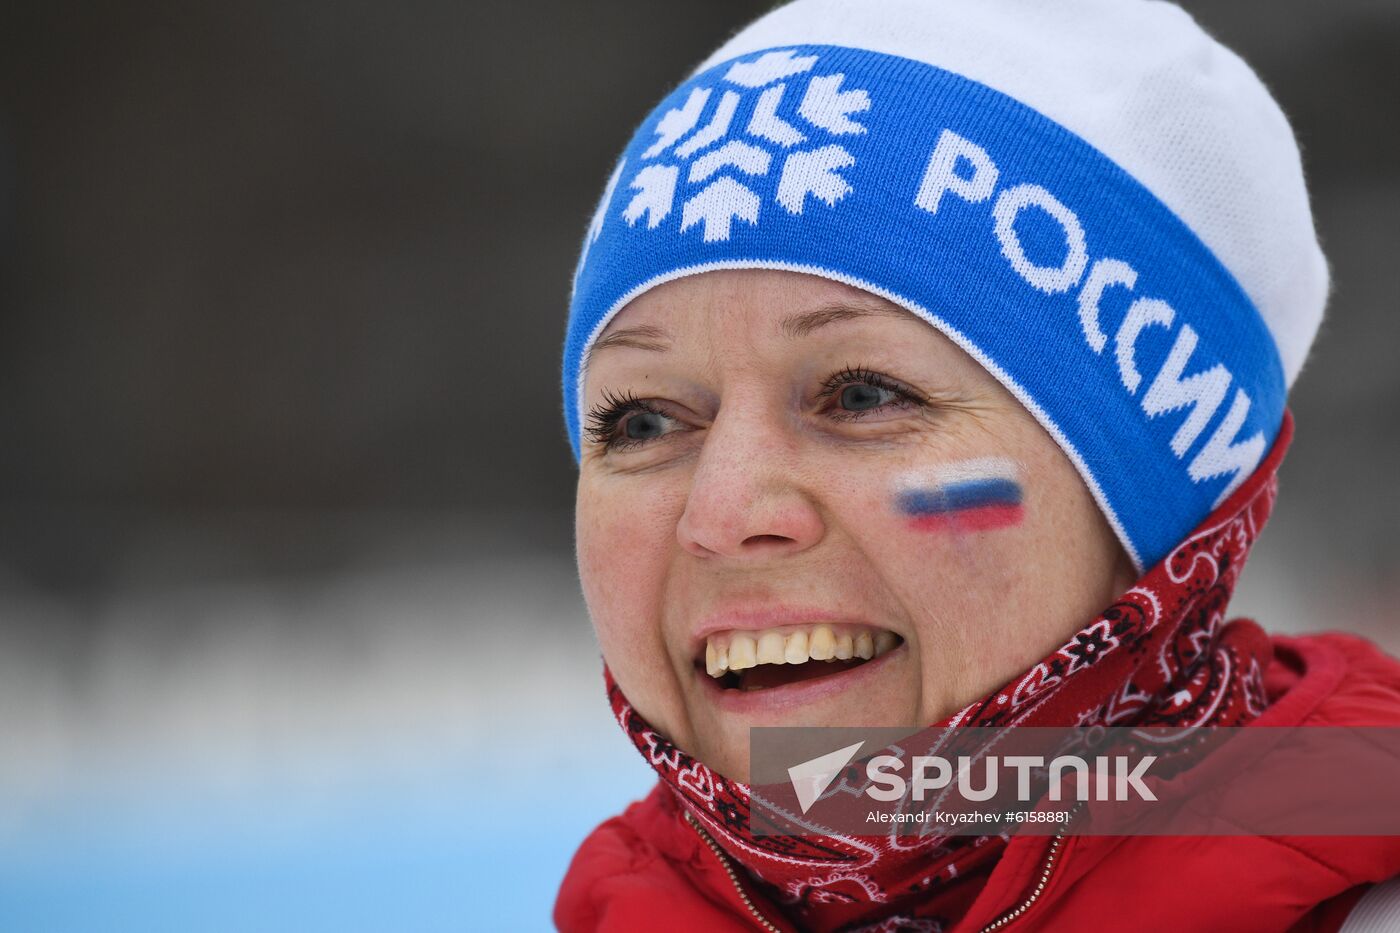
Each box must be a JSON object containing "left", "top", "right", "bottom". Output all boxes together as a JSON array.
[
  {"left": 587, "top": 269, "right": 921, "bottom": 361},
  {"left": 615, "top": 268, "right": 883, "bottom": 322}
]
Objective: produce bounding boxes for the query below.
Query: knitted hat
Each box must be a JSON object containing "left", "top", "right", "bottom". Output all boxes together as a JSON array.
[{"left": 562, "top": 0, "right": 1326, "bottom": 572}]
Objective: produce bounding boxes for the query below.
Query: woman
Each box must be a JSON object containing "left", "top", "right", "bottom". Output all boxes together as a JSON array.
[{"left": 555, "top": 1, "right": 1400, "bottom": 930}]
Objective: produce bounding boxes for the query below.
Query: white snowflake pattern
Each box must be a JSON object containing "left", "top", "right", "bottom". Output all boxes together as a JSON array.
[{"left": 624, "top": 50, "right": 872, "bottom": 242}]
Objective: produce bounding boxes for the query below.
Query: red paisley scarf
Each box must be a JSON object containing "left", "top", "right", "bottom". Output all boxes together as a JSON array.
[{"left": 605, "top": 411, "right": 1292, "bottom": 932}]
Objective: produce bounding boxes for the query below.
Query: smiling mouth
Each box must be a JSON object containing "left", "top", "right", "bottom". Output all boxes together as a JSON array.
[{"left": 699, "top": 624, "right": 902, "bottom": 692}]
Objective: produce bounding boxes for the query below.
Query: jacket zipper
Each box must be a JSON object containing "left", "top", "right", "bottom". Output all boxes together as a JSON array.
[
  {"left": 977, "top": 820, "right": 1074, "bottom": 932},
  {"left": 684, "top": 810, "right": 783, "bottom": 932},
  {"left": 684, "top": 809, "right": 1073, "bottom": 933}
]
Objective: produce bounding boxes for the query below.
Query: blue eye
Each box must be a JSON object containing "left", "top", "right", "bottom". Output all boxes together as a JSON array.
[
  {"left": 838, "top": 383, "right": 891, "bottom": 411},
  {"left": 623, "top": 410, "right": 670, "bottom": 440},
  {"left": 584, "top": 389, "right": 681, "bottom": 451},
  {"left": 821, "top": 366, "right": 926, "bottom": 419}
]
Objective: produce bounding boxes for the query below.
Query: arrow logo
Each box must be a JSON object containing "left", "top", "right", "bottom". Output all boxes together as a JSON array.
[{"left": 788, "top": 741, "right": 864, "bottom": 814}]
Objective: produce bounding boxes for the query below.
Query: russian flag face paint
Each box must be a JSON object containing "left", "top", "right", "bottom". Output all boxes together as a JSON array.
[{"left": 894, "top": 457, "right": 1024, "bottom": 533}]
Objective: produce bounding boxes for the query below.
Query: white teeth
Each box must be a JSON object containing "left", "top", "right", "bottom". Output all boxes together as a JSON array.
[
  {"left": 854, "top": 632, "right": 874, "bottom": 660},
  {"left": 702, "top": 624, "right": 901, "bottom": 679},
  {"left": 784, "top": 630, "right": 809, "bottom": 665},
  {"left": 834, "top": 633, "right": 854, "bottom": 660},
  {"left": 729, "top": 634, "right": 757, "bottom": 671},
  {"left": 705, "top": 641, "right": 731, "bottom": 678},
  {"left": 756, "top": 631, "right": 786, "bottom": 665}
]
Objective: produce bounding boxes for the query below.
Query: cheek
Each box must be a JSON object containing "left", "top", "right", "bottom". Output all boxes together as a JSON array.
[
  {"left": 895, "top": 492, "right": 1025, "bottom": 535},
  {"left": 891, "top": 460, "right": 1026, "bottom": 538},
  {"left": 575, "top": 480, "right": 676, "bottom": 654},
  {"left": 865, "top": 460, "right": 1033, "bottom": 621}
]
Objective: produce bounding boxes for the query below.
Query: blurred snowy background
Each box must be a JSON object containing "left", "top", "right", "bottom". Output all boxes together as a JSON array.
[{"left": 0, "top": 1, "right": 1396, "bottom": 930}]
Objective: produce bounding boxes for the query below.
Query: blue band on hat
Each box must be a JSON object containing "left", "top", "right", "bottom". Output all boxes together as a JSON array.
[{"left": 563, "top": 45, "right": 1286, "bottom": 571}]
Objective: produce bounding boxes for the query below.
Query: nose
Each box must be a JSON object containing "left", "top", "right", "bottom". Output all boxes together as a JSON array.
[{"left": 675, "top": 404, "right": 826, "bottom": 560}]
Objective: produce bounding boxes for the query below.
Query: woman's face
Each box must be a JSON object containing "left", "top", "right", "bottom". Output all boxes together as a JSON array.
[{"left": 575, "top": 270, "right": 1135, "bottom": 781}]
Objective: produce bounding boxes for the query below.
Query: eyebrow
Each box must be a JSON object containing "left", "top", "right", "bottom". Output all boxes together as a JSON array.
[
  {"left": 779, "top": 301, "right": 909, "bottom": 338},
  {"left": 587, "top": 323, "right": 671, "bottom": 360},
  {"left": 585, "top": 301, "right": 910, "bottom": 363}
]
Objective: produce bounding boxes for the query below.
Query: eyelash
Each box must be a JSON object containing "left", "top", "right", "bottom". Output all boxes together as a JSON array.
[
  {"left": 583, "top": 387, "right": 666, "bottom": 452},
  {"left": 584, "top": 366, "right": 928, "bottom": 452},
  {"left": 816, "top": 365, "right": 928, "bottom": 420}
]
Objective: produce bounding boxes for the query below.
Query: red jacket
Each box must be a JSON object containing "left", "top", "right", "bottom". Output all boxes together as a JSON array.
[{"left": 556, "top": 632, "right": 1400, "bottom": 932}]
